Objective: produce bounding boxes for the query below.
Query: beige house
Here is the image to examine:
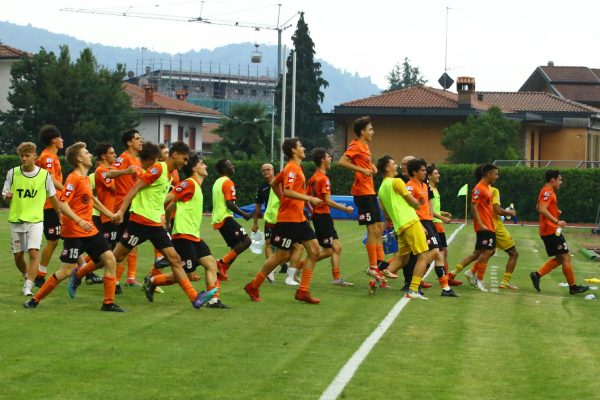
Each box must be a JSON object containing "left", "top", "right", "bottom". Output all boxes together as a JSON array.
[
  {"left": 0, "top": 44, "right": 29, "bottom": 112},
  {"left": 332, "top": 77, "right": 600, "bottom": 166}
]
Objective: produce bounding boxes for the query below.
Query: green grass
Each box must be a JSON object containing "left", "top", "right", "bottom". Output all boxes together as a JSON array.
[{"left": 1, "top": 212, "right": 600, "bottom": 399}]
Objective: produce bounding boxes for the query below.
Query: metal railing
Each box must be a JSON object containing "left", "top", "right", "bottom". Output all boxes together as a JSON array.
[{"left": 494, "top": 160, "right": 600, "bottom": 168}]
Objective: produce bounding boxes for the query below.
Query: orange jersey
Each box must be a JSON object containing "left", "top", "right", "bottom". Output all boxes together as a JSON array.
[
  {"left": 36, "top": 148, "right": 63, "bottom": 209},
  {"left": 537, "top": 185, "right": 559, "bottom": 236},
  {"left": 306, "top": 169, "right": 330, "bottom": 215},
  {"left": 94, "top": 165, "right": 116, "bottom": 223},
  {"left": 60, "top": 172, "right": 98, "bottom": 238},
  {"left": 406, "top": 178, "right": 432, "bottom": 221},
  {"left": 113, "top": 151, "right": 142, "bottom": 209},
  {"left": 343, "top": 139, "right": 375, "bottom": 196},
  {"left": 472, "top": 181, "right": 495, "bottom": 232},
  {"left": 277, "top": 161, "right": 306, "bottom": 223},
  {"left": 221, "top": 178, "right": 237, "bottom": 201}
]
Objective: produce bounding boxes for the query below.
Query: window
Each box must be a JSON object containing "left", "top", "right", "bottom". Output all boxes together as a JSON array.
[
  {"left": 178, "top": 126, "right": 183, "bottom": 142},
  {"left": 250, "top": 89, "right": 257, "bottom": 96},
  {"left": 189, "top": 127, "right": 196, "bottom": 150},
  {"left": 164, "top": 124, "right": 171, "bottom": 143}
]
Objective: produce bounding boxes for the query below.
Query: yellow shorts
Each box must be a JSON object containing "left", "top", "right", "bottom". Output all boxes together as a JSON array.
[
  {"left": 397, "top": 221, "right": 429, "bottom": 256},
  {"left": 495, "top": 223, "right": 516, "bottom": 251}
]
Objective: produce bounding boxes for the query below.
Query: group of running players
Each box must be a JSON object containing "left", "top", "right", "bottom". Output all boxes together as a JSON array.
[{"left": 3, "top": 116, "right": 589, "bottom": 312}]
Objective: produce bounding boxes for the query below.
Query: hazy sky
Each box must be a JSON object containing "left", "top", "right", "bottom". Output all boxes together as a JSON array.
[{"left": 3, "top": 0, "right": 599, "bottom": 91}]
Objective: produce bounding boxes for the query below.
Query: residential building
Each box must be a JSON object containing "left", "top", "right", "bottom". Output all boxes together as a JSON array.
[
  {"left": 332, "top": 77, "right": 600, "bottom": 166},
  {"left": 123, "top": 82, "right": 222, "bottom": 151},
  {"left": 0, "top": 44, "right": 29, "bottom": 112}
]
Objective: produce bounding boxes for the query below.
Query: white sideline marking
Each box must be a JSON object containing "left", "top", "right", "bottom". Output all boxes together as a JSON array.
[{"left": 319, "top": 223, "right": 466, "bottom": 400}]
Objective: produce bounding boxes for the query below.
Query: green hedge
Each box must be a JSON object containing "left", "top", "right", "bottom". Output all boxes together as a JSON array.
[{"left": 1, "top": 156, "right": 598, "bottom": 223}]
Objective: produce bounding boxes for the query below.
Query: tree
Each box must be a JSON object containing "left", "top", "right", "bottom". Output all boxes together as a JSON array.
[
  {"left": 385, "top": 57, "right": 427, "bottom": 92},
  {"left": 211, "top": 103, "right": 274, "bottom": 161},
  {"left": 441, "top": 106, "right": 521, "bottom": 163},
  {"left": 0, "top": 45, "right": 139, "bottom": 153},
  {"left": 275, "top": 12, "right": 329, "bottom": 151}
]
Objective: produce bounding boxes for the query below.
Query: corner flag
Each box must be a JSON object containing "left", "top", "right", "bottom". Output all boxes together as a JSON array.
[{"left": 457, "top": 183, "right": 468, "bottom": 197}]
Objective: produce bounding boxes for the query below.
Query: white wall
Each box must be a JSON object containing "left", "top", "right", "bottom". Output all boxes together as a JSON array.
[
  {"left": 0, "top": 60, "right": 16, "bottom": 112},
  {"left": 136, "top": 114, "right": 204, "bottom": 150}
]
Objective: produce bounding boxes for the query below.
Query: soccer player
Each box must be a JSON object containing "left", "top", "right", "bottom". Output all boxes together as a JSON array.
[
  {"left": 338, "top": 116, "right": 386, "bottom": 285},
  {"left": 111, "top": 141, "right": 214, "bottom": 308},
  {"left": 252, "top": 163, "right": 279, "bottom": 283},
  {"left": 24, "top": 142, "right": 123, "bottom": 312},
  {"left": 211, "top": 159, "right": 252, "bottom": 281},
  {"left": 34, "top": 124, "right": 64, "bottom": 287},
  {"left": 529, "top": 170, "right": 589, "bottom": 295},
  {"left": 427, "top": 164, "right": 462, "bottom": 286},
  {"left": 3, "top": 142, "right": 61, "bottom": 296},
  {"left": 405, "top": 158, "right": 458, "bottom": 297},
  {"left": 376, "top": 155, "right": 429, "bottom": 299},
  {"left": 465, "top": 164, "right": 498, "bottom": 292},
  {"left": 110, "top": 129, "right": 144, "bottom": 289},
  {"left": 244, "top": 137, "right": 323, "bottom": 304},
  {"left": 145, "top": 154, "right": 225, "bottom": 308},
  {"left": 305, "top": 148, "right": 354, "bottom": 286}
]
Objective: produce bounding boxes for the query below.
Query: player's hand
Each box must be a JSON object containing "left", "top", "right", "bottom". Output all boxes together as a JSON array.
[
  {"left": 508, "top": 209, "right": 517, "bottom": 217},
  {"left": 361, "top": 168, "right": 374, "bottom": 177},
  {"left": 308, "top": 196, "right": 322, "bottom": 206},
  {"left": 78, "top": 219, "right": 93, "bottom": 232},
  {"left": 441, "top": 216, "right": 451, "bottom": 224},
  {"left": 252, "top": 223, "right": 258, "bottom": 233},
  {"left": 442, "top": 211, "right": 452, "bottom": 219},
  {"left": 125, "top": 166, "right": 137, "bottom": 175},
  {"left": 345, "top": 205, "right": 354, "bottom": 214},
  {"left": 371, "top": 165, "right": 378, "bottom": 174},
  {"left": 113, "top": 211, "right": 124, "bottom": 225},
  {"left": 243, "top": 213, "right": 252, "bottom": 221},
  {"left": 3, "top": 191, "right": 13, "bottom": 200},
  {"left": 558, "top": 220, "right": 567, "bottom": 227}
]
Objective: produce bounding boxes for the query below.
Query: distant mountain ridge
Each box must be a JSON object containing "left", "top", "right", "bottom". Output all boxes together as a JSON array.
[{"left": 0, "top": 20, "right": 381, "bottom": 112}]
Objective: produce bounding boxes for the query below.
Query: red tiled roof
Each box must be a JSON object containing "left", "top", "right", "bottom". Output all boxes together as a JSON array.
[
  {"left": 477, "top": 92, "right": 600, "bottom": 113},
  {"left": 340, "top": 85, "right": 490, "bottom": 110},
  {"left": 202, "top": 123, "right": 222, "bottom": 144},
  {"left": 552, "top": 84, "right": 600, "bottom": 103},
  {"left": 540, "top": 66, "right": 600, "bottom": 83},
  {"left": 123, "top": 83, "right": 221, "bottom": 116},
  {"left": 0, "top": 44, "right": 30, "bottom": 59}
]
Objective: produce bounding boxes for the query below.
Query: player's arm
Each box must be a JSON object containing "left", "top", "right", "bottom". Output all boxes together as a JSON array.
[
  {"left": 115, "top": 178, "right": 148, "bottom": 220},
  {"left": 226, "top": 199, "right": 252, "bottom": 220},
  {"left": 252, "top": 202, "right": 262, "bottom": 232},
  {"left": 430, "top": 199, "right": 451, "bottom": 223},
  {"left": 282, "top": 188, "right": 322, "bottom": 206},
  {"left": 538, "top": 202, "right": 566, "bottom": 227},
  {"left": 2, "top": 169, "right": 13, "bottom": 201},
  {"left": 471, "top": 204, "right": 491, "bottom": 231},
  {"left": 493, "top": 203, "right": 516, "bottom": 218},
  {"left": 270, "top": 176, "right": 283, "bottom": 199},
  {"left": 164, "top": 200, "right": 176, "bottom": 228},
  {"left": 59, "top": 199, "right": 92, "bottom": 232},
  {"left": 48, "top": 195, "right": 62, "bottom": 216},
  {"left": 337, "top": 155, "right": 373, "bottom": 177},
  {"left": 51, "top": 176, "right": 63, "bottom": 191},
  {"left": 93, "top": 195, "right": 116, "bottom": 220},
  {"left": 393, "top": 179, "right": 419, "bottom": 209},
  {"left": 106, "top": 166, "right": 136, "bottom": 178},
  {"left": 324, "top": 193, "right": 353, "bottom": 214}
]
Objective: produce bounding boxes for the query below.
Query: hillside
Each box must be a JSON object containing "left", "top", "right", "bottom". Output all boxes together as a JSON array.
[{"left": 0, "top": 21, "right": 381, "bottom": 112}]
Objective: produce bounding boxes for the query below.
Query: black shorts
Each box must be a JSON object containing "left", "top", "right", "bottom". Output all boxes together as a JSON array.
[
  {"left": 43, "top": 208, "right": 61, "bottom": 241},
  {"left": 173, "top": 238, "right": 212, "bottom": 272},
  {"left": 92, "top": 215, "right": 102, "bottom": 230},
  {"left": 264, "top": 222, "right": 276, "bottom": 240},
  {"left": 120, "top": 221, "right": 172, "bottom": 250},
  {"left": 116, "top": 209, "right": 131, "bottom": 239},
  {"left": 354, "top": 195, "right": 382, "bottom": 226},
  {"left": 475, "top": 231, "right": 497, "bottom": 251},
  {"left": 101, "top": 221, "right": 119, "bottom": 249},
  {"left": 420, "top": 220, "right": 441, "bottom": 250},
  {"left": 218, "top": 217, "right": 249, "bottom": 248},
  {"left": 437, "top": 232, "right": 448, "bottom": 248},
  {"left": 312, "top": 213, "right": 338, "bottom": 248},
  {"left": 541, "top": 234, "right": 569, "bottom": 257},
  {"left": 60, "top": 233, "right": 110, "bottom": 264},
  {"left": 272, "top": 221, "right": 316, "bottom": 250}
]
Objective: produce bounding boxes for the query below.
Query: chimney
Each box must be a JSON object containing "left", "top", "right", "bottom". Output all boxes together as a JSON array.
[
  {"left": 457, "top": 77, "right": 475, "bottom": 108},
  {"left": 547, "top": 61, "right": 554, "bottom": 67},
  {"left": 175, "top": 89, "right": 189, "bottom": 101},
  {"left": 144, "top": 84, "right": 156, "bottom": 103}
]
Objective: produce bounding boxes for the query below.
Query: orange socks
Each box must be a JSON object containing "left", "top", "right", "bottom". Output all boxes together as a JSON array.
[
  {"left": 251, "top": 272, "right": 267, "bottom": 289},
  {"left": 332, "top": 267, "right": 341, "bottom": 280},
  {"left": 476, "top": 263, "right": 488, "bottom": 280},
  {"left": 178, "top": 277, "right": 198, "bottom": 302},
  {"left": 127, "top": 251, "right": 137, "bottom": 280},
  {"left": 76, "top": 260, "right": 97, "bottom": 279},
  {"left": 103, "top": 275, "right": 116, "bottom": 304},
  {"left": 439, "top": 274, "right": 449, "bottom": 289},
  {"left": 366, "top": 244, "right": 377, "bottom": 268},
  {"left": 538, "top": 258, "right": 561, "bottom": 276},
  {"left": 150, "top": 267, "right": 162, "bottom": 277},
  {"left": 33, "top": 274, "right": 59, "bottom": 302},
  {"left": 222, "top": 249, "right": 238, "bottom": 266},
  {"left": 116, "top": 263, "right": 125, "bottom": 282},
  {"left": 153, "top": 274, "right": 174, "bottom": 286},
  {"left": 299, "top": 268, "right": 313, "bottom": 292},
  {"left": 376, "top": 244, "right": 384, "bottom": 263}
]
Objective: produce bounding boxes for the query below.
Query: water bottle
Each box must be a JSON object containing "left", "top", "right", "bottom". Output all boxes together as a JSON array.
[{"left": 555, "top": 227, "right": 562, "bottom": 236}]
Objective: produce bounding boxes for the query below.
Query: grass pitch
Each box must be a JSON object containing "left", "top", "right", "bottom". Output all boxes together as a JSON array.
[{"left": 1, "top": 212, "right": 599, "bottom": 399}]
